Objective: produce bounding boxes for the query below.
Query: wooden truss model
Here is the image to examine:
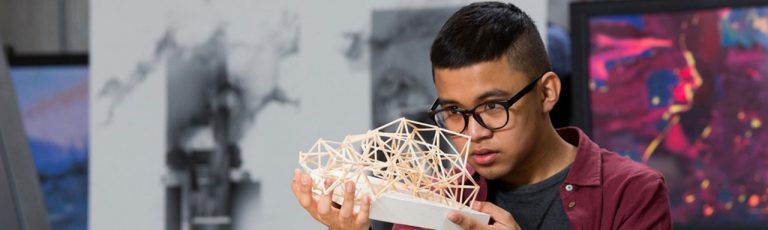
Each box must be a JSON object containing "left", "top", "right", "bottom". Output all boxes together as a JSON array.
[{"left": 299, "top": 118, "right": 489, "bottom": 228}]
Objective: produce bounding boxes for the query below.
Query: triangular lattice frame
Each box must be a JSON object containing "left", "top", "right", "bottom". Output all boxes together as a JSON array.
[{"left": 298, "top": 118, "right": 479, "bottom": 209}]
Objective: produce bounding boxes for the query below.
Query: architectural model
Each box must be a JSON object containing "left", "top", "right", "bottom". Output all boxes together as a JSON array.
[{"left": 299, "top": 118, "right": 490, "bottom": 229}]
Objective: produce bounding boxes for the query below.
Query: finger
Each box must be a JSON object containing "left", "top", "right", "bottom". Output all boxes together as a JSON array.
[
  {"left": 339, "top": 181, "right": 356, "bottom": 220},
  {"left": 448, "top": 211, "right": 479, "bottom": 230},
  {"left": 317, "top": 184, "right": 334, "bottom": 217},
  {"left": 325, "top": 176, "right": 339, "bottom": 189},
  {"left": 293, "top": 168, "right": 301, "bottom": 183},
  {"left": 355, "top": 195, "right": 371, "bottom": 227},
  {"left": 291, "top": 169, "right": 301, "bottom": 193},
  {"left": 324, "top": 178, "right": 343, "bottom": 209},
  {"left": 473, "top": 201, "right": 516, "bottom": 227},
  {"left": 297, "top": 173, "right": 315, "bottom": 209}
]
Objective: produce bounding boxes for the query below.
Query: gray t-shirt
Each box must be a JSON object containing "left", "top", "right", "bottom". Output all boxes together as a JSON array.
[{"left": 490, "top": 164, "right": 572, "bottom": 230}]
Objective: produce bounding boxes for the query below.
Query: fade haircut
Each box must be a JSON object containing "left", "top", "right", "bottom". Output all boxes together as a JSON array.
[{"left": 430, "top": 2, "right": 551, "bottom": 80}]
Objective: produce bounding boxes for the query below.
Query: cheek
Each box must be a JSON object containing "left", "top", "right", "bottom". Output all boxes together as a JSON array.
[
  {"left": 450, "top": 137, "right": 469, "bottom": 151},
  {"left": 510, "top": 101, "right": 540, "bottom": 129},
  {"left": 490, "top": 126, "right": 527, "bottom": 154}
]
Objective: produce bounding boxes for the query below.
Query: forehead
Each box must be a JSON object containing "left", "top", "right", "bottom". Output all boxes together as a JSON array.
[{"left": 432, "top": 57, "right": 528, "bottom": 105}]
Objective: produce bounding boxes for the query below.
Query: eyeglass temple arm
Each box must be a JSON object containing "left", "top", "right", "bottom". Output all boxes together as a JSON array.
[{"left": 506, "top": 74, "right": 544, "bottom": 105}]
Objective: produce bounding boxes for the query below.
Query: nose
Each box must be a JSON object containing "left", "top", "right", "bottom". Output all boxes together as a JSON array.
[{"left": 464, "top": 116, "right": 492, "bottom": 142}]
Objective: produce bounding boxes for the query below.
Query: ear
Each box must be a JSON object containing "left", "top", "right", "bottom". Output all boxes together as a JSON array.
[{"left": 539, "top": 71, "right": 561, "bottom": 113}]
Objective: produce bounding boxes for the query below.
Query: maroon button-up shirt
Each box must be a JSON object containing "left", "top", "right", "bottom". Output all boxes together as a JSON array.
[{"left": 394, "top": 127, "right": 672, "bottom": 230}]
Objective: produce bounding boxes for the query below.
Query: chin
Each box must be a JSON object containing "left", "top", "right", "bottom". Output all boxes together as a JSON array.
[{"left": 472, "top": 164, "right": 509, "bottom": 181}]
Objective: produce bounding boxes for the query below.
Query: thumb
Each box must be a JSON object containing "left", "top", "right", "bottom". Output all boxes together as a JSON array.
[{"left": 472, "top": 201, "right": 518, "bottom": 228}]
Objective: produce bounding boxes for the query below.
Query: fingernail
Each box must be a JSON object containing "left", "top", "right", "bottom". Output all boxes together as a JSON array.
[
  {"left": 345, "top": 181, "right": 354, "bottom": 193},
  {"left": 447, "top": 213, "right": 458, "bottom": 222},
  {"left": 301, "top": 174, "right": 310, "bottom": 186}
]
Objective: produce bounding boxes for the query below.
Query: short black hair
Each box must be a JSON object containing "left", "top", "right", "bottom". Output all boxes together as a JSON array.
[{"left": 430, "top": 2, "right": 551, "bottom": 79}]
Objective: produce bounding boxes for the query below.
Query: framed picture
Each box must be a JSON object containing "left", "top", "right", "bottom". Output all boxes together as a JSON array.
[
  {"left": 572, "top": 0, "right": 768, "bottom": 228},
  {"left": 7, "top": 53, "right": 88, "bottom": 230}
]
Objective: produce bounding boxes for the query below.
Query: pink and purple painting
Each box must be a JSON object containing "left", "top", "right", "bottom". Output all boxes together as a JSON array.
[{"left": 588, "top": 5, "right": 768, "bottom": 225}]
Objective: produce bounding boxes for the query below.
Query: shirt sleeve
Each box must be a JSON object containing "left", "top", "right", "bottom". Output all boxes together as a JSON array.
[
  {"left": 616, "top": 173, "right": 673, "bottom": 230},
  {"left": 391, "top": 224, "right": 424, "bottom": 230}
]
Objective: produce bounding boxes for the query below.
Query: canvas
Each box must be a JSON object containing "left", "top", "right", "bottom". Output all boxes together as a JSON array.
[
  {"left": 9, "top": 59, "right": 88, "bottom": 230},
  {"left": 572, "top": 0, "right": 768, "bottom": 227}
]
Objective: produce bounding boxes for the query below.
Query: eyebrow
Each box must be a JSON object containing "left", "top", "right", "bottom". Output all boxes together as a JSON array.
[
  {"left": 476, "top": 89, "right": 511, "bottom": 102},
  {"left": 436, "top": 89, "right": 511, "bottom": 107}
]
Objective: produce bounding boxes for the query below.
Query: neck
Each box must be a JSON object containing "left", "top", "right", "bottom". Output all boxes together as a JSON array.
[{"left": 501, "top": 122, "right": 576, "bottom": 186}]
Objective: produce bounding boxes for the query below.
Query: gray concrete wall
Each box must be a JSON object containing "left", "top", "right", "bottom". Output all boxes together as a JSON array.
[{"left": 0, "top": 0, "right": 88, "bottom": 53}]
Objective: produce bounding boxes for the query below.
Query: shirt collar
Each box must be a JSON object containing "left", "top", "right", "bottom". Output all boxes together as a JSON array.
[
  {"left": 557, "top": 127, "right": 602, "bottom": 186},
  {"left": 469, "top": 127, "right": 602, "bottom": 202}
]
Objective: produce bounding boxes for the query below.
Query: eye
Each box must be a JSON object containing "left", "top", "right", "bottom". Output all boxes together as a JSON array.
[
  {"left": 484, "top": 103, "right": 502, "bottom": 110},
  {"left": 446, "top": 106, "right": 462, "bottom": 115}
]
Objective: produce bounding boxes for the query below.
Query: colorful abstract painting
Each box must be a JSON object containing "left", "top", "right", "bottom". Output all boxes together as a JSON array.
[
  {"left": 11, "top": 66, "right": 88, "bottom": 230},
  {"left": 588, "top": 5, "right": 768, "bottom": 225}
]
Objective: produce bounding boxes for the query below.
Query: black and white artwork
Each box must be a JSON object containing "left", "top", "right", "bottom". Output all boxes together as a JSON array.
[
  {"left": 91, "top": 1, "right": 308, "bottom": 229},
  {"left": 370, "top": 8, "right": 457, "bottom": 127},
  {"left": 162, "top": 17, "right": 299, "bottom": 230},
  {"left": 98, "top": 18, "right": 300, "bottom": 230}
]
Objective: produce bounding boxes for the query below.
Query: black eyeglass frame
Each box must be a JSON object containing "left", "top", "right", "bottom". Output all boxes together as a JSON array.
[{"left": 428, "top": 74, "right": 544, "bottom": 133}]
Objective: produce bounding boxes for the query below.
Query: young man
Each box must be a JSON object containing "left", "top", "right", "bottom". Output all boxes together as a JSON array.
[{"left": 292, "top": 2, "right": 672, "bottom": 229}]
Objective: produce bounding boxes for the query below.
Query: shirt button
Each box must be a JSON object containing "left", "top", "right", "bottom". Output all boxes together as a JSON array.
[
  {"left": 565, "top": 184, "right": 574, "bottom": 191},
  {"left": 568, "top": 201, "right": 576, "bottom": 208}
]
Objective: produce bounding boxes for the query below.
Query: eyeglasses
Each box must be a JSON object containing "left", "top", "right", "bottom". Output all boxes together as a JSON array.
[{"left": 428, "top": 74, "right": 543, "bottom": 133}]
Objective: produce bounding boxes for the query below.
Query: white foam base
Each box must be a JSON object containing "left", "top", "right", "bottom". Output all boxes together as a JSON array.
[
  {"left": 306, "top": 170, "right": 489, "bottom": 229},
  {"left": 370, "top": 192, "right": 490, "bottom": 230}
]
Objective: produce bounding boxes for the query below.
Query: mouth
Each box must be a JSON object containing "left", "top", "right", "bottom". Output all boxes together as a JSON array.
[{"left": 470, "top": 149, "right": 499, "bottom": 165}]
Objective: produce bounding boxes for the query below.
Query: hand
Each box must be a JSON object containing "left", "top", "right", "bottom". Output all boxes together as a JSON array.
[
  {"left": 291, "top": 169, "right": 371, "bottom": 230},
  {"left": 448, "top": 201, "right": 521, "bottom": 230}
]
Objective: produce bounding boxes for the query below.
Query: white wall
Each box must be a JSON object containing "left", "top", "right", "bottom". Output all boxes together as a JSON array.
[{"left": 89, "top": 1, "right": 546, "bottom": 229}]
